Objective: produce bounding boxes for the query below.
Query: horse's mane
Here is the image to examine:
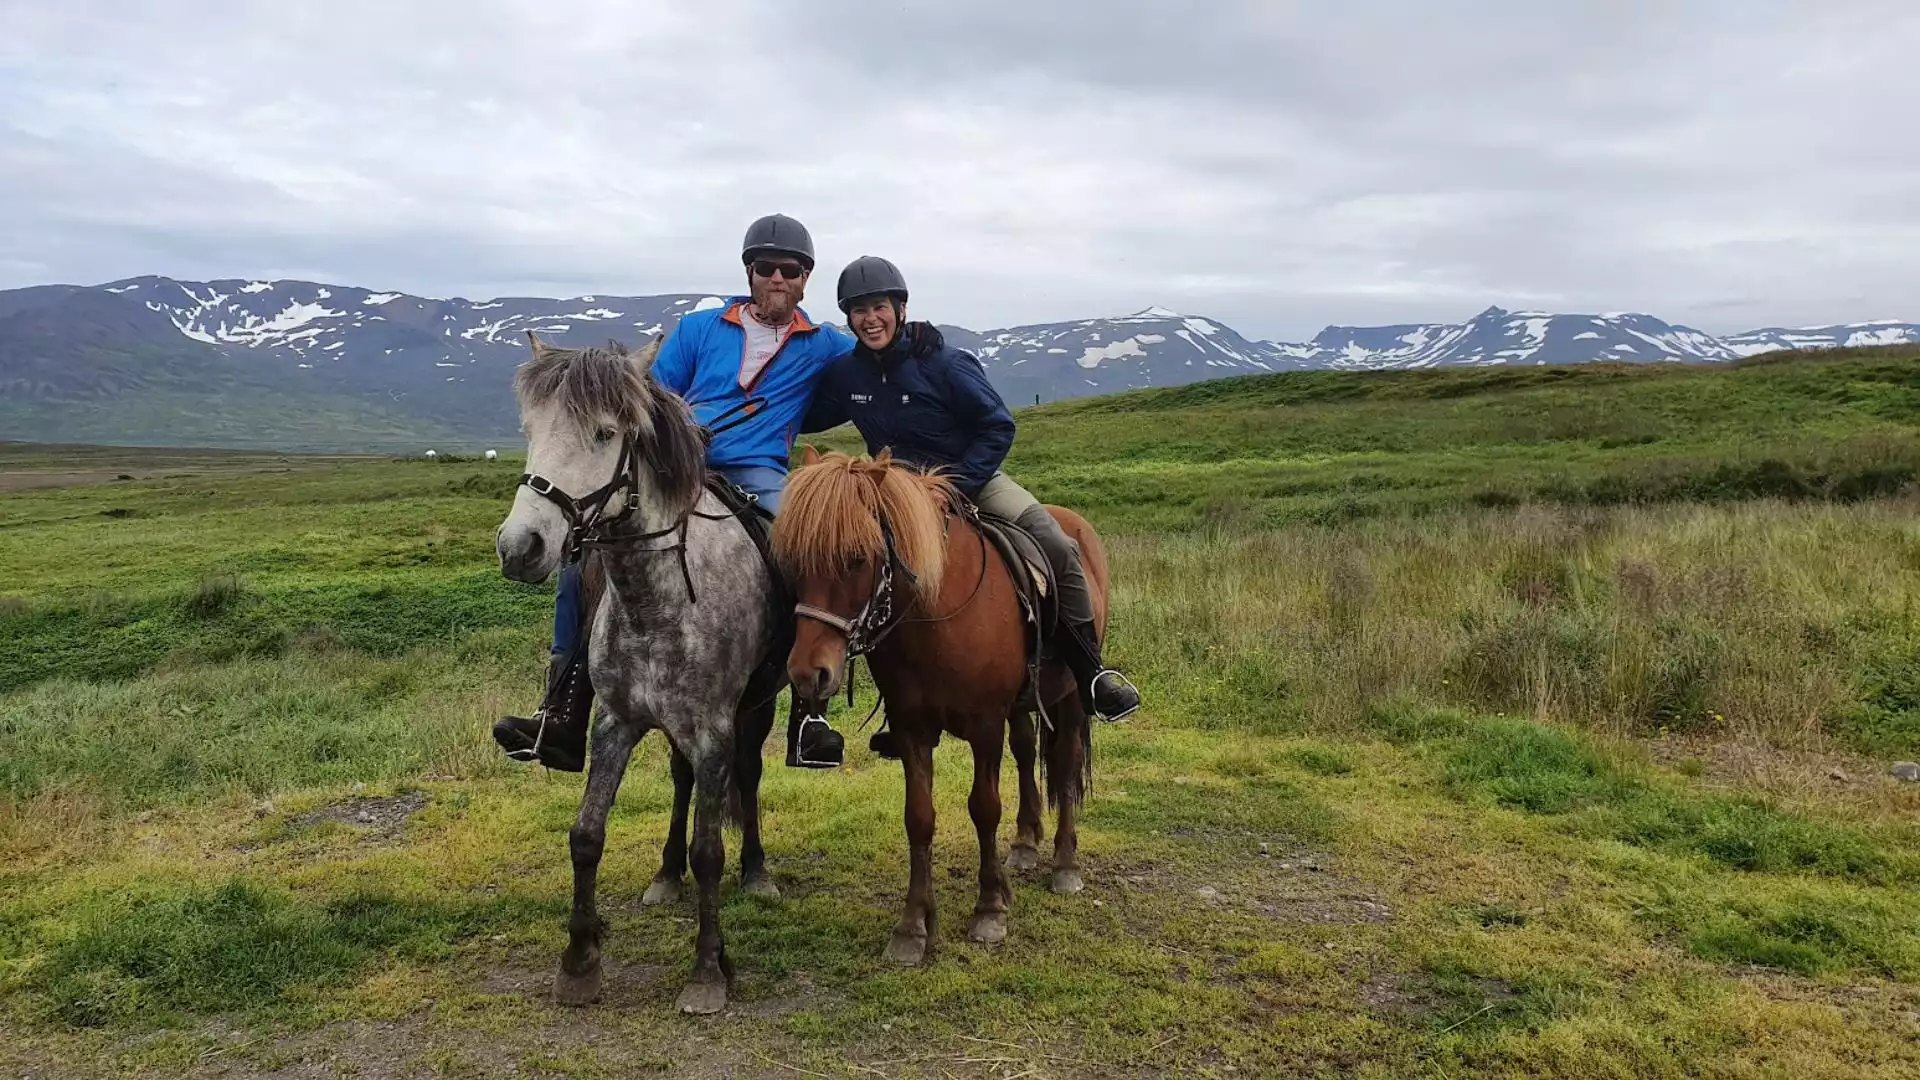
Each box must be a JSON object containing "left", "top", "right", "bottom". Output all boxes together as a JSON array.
[
  {"left": 773, "top": 450, "right": 953, "bottom": 605},
  {"left": 514, "top": 335, "right": 706, "bottom": 514}
]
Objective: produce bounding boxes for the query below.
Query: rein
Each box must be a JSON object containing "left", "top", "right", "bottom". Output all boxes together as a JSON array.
[{"left": 517, "top": 395, "right": 766, "bottom": 602}]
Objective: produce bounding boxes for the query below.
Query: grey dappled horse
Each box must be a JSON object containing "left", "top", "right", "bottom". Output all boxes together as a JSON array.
[{"left": 495, "top": 333, "right": 784, "bottom": 1014}]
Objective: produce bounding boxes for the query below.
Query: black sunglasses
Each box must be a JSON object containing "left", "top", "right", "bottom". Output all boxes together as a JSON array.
[{"left": 751, "top": 259, "right": 806, "bottom": 281}]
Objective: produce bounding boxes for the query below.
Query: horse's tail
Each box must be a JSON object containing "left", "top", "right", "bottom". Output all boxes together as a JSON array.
[{"left": 1039, "top": 700, "right": 1095, "bottom": 810}]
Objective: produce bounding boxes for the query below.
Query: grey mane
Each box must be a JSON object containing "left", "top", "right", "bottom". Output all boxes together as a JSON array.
[{"left": 515, "top": 338, "right": 708, "bottom": 514}]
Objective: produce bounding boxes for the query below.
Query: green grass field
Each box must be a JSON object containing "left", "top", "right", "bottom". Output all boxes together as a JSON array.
[{"left": 4, "top": 350, "right": 1919, "bottom": 1078}]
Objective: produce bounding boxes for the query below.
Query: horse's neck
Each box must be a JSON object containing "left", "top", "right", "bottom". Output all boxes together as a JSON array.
[{"left": 597, "top": 480, "right": 706, "bottom": 600}]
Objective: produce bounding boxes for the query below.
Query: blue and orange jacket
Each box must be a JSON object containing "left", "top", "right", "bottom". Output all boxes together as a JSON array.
[{"left": 651, "top": 297, "right": 855, "bottom": 474}]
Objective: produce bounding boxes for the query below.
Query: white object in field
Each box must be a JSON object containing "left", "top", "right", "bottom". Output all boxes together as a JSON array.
[
  {"left": 425, "top": 450, "right": 438, "bottom": 459},
  {"left": 485, "top": 449, "right": 498, "bottom": 461}
]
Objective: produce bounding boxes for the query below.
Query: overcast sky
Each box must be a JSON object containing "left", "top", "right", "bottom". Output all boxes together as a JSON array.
[{"left": 2, "top": 1, "right": 1915, "bottom": 340}]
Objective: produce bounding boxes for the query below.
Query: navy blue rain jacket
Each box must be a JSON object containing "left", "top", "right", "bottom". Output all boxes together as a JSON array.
[{"left": 801, "top": 324, "right": 1015, "bottom": 497}]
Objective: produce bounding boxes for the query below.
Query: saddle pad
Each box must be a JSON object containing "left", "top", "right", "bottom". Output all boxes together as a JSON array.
[{"left": 975, "top": 509, "right": 1057, "bottom": 628}]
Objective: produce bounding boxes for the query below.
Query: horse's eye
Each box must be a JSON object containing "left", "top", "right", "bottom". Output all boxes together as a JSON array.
[{"left": 594, "top": 427, "right": 617, "bottom": 445}]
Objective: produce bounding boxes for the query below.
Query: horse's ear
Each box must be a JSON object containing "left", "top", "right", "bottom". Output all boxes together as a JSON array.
[
  {"left": 632, "top": 334, "right": 663, "bottom": 375},
  {"left": 800, "top": 443, "right": 821, "bottom": 466},
  {"left": 874, "top": 448, "right": 894, "bottom": 468},
  {"left": 525, "top": 330, "right": 546, "bottom": 353}
]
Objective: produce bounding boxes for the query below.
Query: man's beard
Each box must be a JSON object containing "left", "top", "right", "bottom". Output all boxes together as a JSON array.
[{"left": 749, "top": 281, "right": 800, "bottom": 322}]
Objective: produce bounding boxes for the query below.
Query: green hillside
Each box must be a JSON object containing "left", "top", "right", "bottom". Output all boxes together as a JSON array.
[
  {"left": 0, "top": 390, "right": 483, "bottom": 454},
  {"left": 3, "top": 347, "right": 1918, "bottom": 1078}
]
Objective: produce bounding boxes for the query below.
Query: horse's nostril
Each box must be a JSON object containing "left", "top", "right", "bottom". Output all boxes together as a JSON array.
[{"left": 525, "top": 531, "right": 545, "bottom": 560}]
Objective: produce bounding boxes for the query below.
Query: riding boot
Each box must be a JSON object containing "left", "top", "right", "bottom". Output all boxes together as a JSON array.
[
  {"left": 785, "top": 694, "right": 846, "bottom": 769},
  {"left": 492, "top": 653, "right": 594, "bottom": 772},
  {"left": 1014, "top": 504, "right": 1142, "bottom": 722}
]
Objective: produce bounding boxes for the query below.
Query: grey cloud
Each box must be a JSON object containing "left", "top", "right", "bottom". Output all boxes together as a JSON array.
[{"left": 1, "top": 0, "right": 1916, "bottom": 341}]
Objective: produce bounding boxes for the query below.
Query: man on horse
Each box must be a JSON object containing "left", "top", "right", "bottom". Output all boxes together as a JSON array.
[
  {"left": 799, "top": 255, "right": 1143, "bottom": 748},
  {"left": 494, "top": 212, "right": 855, "bottom": 773}
]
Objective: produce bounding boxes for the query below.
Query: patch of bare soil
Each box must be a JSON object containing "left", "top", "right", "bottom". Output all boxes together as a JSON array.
[
  {"left": 1097, "top": 844, "right": 1396, "bottom": 927},
  {"left": 288, "top": 791, "right": 430, "bottom": 842}
]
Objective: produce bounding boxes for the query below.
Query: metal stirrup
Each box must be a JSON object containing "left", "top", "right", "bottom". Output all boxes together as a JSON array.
[
  {"left": 1091, "top": 669, "right": 1142, "bottom": 722},
  {"left": 794, "top": 714, "right": 842, "bottom": 768}
]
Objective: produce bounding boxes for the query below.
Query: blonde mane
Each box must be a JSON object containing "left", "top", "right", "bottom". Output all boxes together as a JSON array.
[{"left": 772, "top": 450, "right": 954, "bottom": 605}]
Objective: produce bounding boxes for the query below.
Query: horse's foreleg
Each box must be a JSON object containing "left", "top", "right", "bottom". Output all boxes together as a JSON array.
[
  {"left": 886, "top": 733, "right": 937, "bottom": 966},
  {"left": 555, "top": 720, "right": 640, "bottom": 1006},
  {"left": 676, "top": 744, "right": 733, "bottom": 1015},
  {"left": 735, "top": 698, "right": 779, "bottom": 899},
  {"left": 643, "top": 745, "right": 694, "bottom": 906},
  {"left": 967, "top": 728, "right": 1011, "bottom": 946},
  {"left": 1007, "top": 711, "right": 1044, "bottom": 872},
  {"left": 1047, "top": 702, "right": 1087, "bottom": 895}
]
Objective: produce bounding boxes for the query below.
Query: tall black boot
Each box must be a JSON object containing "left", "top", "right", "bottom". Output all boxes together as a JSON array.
[
  {"left": 493, "top": 653, "right": 593, "bottom": 772},
  {"left": 1015, "top": 503, "right": 1142, "bottom": 722},
  {"left": 1060, "top": 621, "right": 1142, "bottom": 722}
]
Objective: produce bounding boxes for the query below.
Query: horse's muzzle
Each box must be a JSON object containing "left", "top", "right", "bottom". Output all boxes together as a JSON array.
[
  {"left": 787, "top": 660, "right": 842, "bottom": 708},
  {"left": 497, "top": 524, "right": 558, "bottom": 583}
]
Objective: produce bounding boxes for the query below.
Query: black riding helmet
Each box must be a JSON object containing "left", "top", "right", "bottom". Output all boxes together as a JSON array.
[
  {"left": 836, "top": 255, "right": 908, "bottom": 313},
  {"left": 741, "top": 213, "right": 815, "bottom": 270}
]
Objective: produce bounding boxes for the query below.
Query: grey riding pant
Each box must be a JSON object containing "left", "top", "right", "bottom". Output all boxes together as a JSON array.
[{"left": 974, "top": 472, "right": 1100, "bottom": 647}]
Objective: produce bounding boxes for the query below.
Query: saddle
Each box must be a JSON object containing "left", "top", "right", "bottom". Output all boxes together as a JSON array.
[{"left": 957, "top": 497, "right": 1060, "bottom": 706}]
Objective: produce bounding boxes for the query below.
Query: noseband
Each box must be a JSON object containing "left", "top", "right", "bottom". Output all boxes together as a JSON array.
[
  {"left": 516, "top": 395, "right": 766, "bottom": 569},
  {"left": 794, "top": 522, "right": 914, "bottom": 658},
  {"left": 518, "top": 433, "right": 650, "bottom": 564}
]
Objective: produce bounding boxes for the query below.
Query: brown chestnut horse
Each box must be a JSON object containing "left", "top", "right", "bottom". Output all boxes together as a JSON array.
[{"left": 771, "top": 447, "right": 1099, "bottom": 963}]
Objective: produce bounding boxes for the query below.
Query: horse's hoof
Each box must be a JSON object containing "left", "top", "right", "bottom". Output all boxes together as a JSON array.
[
  {"left": 740, "top": 873, "right": 781, "bottom": 901},
  {"left": 1006, "top": 844, "right": 1041, "bottom": 872},
  {"left": 968, "top": 912, "right": 1008, "bottom": 946},
  {"left": 884, "top": 931, "right": 929, "bottom": 967},
  {"left": 1051, "top": 868, "right": 1085, "bottom": 895},
  {"left": 676, "top": 978, "right": 728, "bottom": 1015},
  {"left": 553, "top": 964, "right": 602, "bottom": 1007},
  {"left": 641, "top": 876, "right": 684, "bottom": 906}
]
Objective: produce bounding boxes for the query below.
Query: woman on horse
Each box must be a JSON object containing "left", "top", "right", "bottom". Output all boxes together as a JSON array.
[{"left": 799, "top": 255, "right": 1141, "bottom": 758}]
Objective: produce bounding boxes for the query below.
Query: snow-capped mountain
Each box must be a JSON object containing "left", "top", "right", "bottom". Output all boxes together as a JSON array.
[
  {"left": 1722, "top": 321, "right": 1920, "bottom": 358},
  {"left": 1296, "top": 306, "right": 1738, "bottom": 369},
  {"left": 2, "top": 273, "right": 1914, "bottom": 450},
  {"left": 964, "top": 307, "right": 1308, "bottom": 404},
  {"left": 107, "top": 274, "right": 720, "bottom": 378}
]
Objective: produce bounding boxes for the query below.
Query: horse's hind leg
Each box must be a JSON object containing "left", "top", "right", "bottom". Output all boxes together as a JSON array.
[
  {"left": 677, "top": 742, "right": 734, "bottom": 1015},
  {"left": 1007, "top": 711, "right": 1044, "bottom": 872},
  {"left": 886, "top": 732, "right": 937, "bottom": 966},
  {"left": 1046, "top": 699, "right": 1088, "bottom": 895},
  {"left": 555, "top": 719, "right": 641, "bottom": 1006},
  {"left": 735, "top": 697, "right": 779, "bottom": 899},
  {"left": 967, "top": 727, "right": 1012, "bottom": 946},
  {"left": 643, "top": 745, "right": 693, "bottom": 906}
]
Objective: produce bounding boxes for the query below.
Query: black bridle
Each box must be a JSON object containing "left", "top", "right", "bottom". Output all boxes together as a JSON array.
[
  {"left": 515, "top": 395, "right": 765, "bottom": 594},
  {"left": 793, "top": 521, "right": 913, "bottom": 659}
]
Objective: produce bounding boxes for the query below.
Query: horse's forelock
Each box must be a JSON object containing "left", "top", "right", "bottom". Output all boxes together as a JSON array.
[
  {"left": 515, "top": 343, "right": 649, "bottom": 435},
  {"left": 773, "top": 453, "right": 884, "bottom": 581},
  {"left": 514, "top": 339, "right": 705, "bottom": 513},
  {"left": 773, "top": 451, "right": 950, "bottom": 604}
]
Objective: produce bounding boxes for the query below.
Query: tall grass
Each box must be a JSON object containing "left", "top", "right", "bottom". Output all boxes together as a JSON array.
[{"left": 1112, "top": 499, "right": 1920, "bottom": 749}]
